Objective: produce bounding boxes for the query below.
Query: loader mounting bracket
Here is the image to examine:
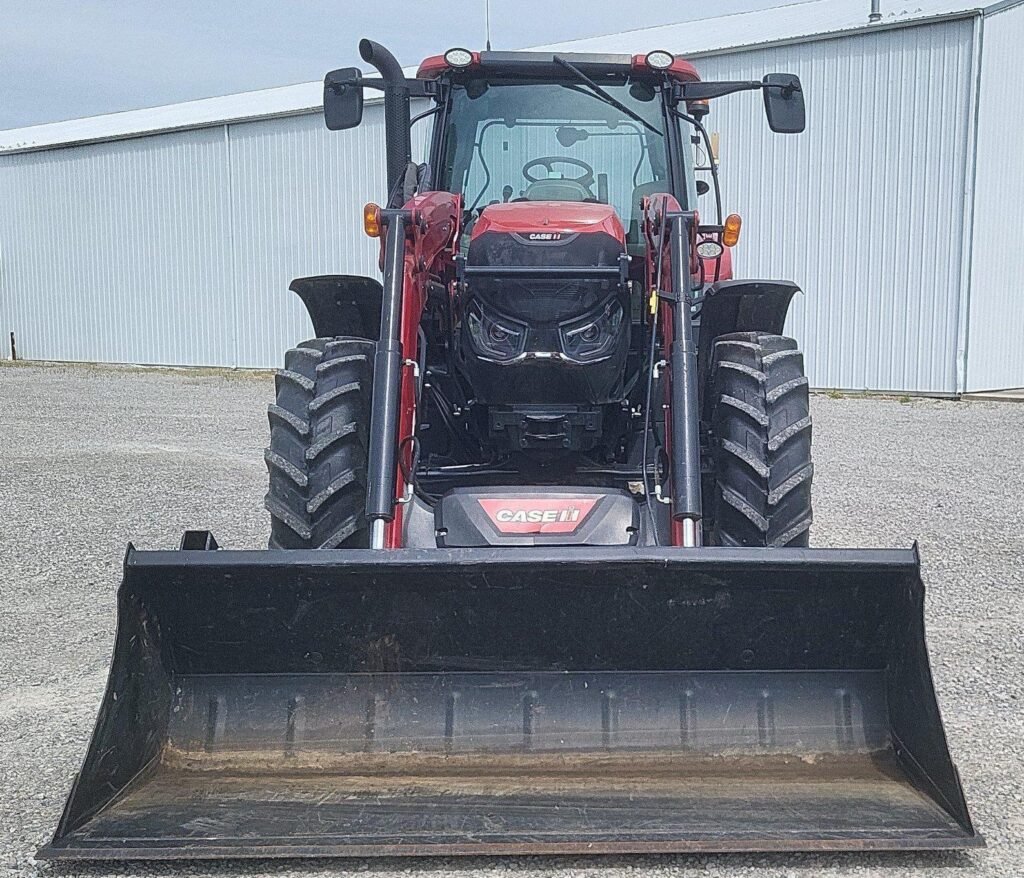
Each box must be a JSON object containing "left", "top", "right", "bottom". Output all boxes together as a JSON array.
[{"left": 179, "top": 530, "right": 219, "bottom": 551}]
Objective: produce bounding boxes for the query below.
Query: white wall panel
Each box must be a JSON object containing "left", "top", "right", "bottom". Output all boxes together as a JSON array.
[
  {"left": 225, "top": 101, "right": 429, "bottom": 367},
  {"left": 964, "top": 3, "right": 1024, "bottom": 391},
  {"left": 695, "top": 20, "right": 974, "bottom": 393},
  {"left": 0, "top": 128, "right": 233, "bottom": 365},
  {"left": 0, "top": 23, "right": 978, "bottom": 391},
  {"left": 226, "top": 106, "right": 389, "bottom": 368},
  {"left": 0, "top": 105, "right": 430, "bottom": 368}
]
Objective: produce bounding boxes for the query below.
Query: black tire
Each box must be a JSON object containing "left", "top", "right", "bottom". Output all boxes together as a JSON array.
[
  {"left": 708, "top": 332, "right": 813, "bottom": 547},
  {"left": 264, "top": 337, "right": 374, "bottom": 549}
]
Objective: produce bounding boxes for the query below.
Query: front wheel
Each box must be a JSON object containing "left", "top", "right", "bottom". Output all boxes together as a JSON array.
[
  {"left": 264, "top": 336, "right": 374, "bottom": 549},
  {"left": 707, "top": 332, "right": 813, "bottom": 547}
]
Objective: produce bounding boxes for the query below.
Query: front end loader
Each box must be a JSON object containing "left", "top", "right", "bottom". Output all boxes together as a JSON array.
[{"left": 42, "top": 41, "right": 979, "bottom": 859}]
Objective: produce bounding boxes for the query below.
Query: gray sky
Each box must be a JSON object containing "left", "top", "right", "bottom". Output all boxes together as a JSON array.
[{"left": 1, "top": 0, "right": 783, "bottom": 130}]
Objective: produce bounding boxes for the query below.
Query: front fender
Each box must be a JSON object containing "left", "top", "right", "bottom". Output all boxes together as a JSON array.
[
  {"left": 696, "top": 279, "right": 801, "bottom": 415},
  {"left": 289, "top": 275, "right": 383, "bottom": 340}
]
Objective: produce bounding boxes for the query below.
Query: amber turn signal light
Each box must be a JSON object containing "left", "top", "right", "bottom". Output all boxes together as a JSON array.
[
  {"left": 723, "top": 213, "right": 742, "bottom": 247},
  {"left": 363, "top": 202, "right": 381, "bottom": 238}
]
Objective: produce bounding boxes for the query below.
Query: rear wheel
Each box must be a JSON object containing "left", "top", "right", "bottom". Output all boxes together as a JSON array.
[
  {"left": 708, "top": 332, "right": 813, "bottom": 547},
  {"left": 265, "top": 337, "right": 374, "bottom": 549}
]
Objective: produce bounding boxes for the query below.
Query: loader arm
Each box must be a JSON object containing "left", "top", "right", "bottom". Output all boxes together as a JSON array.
[{"left": 367, "top": 191, "right": 459, "bottom": 547}]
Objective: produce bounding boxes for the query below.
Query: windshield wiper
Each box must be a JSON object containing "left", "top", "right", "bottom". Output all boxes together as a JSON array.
[{"left": 553, "top": 55, "right": 662, "bottom": 137}]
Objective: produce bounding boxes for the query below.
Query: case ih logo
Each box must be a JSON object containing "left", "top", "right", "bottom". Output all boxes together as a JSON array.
[
  {"left": 527, "top": 232, "right": 562, "bottom": 241},
  {"left": 478, "top": 497, "right": 598, "bottom": 535}
]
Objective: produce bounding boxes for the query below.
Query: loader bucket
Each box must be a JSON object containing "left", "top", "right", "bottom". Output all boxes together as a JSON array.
[{"left": 41, "top": 540, "right": 979, "bottom": 859}]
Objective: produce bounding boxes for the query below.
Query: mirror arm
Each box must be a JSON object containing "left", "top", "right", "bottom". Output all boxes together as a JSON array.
[
  {"left": 355, "top": 77, "right": 439, "bottom": 99},
  {"left": 675, "top": 79, "right": 802, "bottom": 102},
  {"left": 675, "top": 81, "right": 761, "bottom": 101},
  {"left": 762, "top": 81, "right": 801, "bottom": 98}
]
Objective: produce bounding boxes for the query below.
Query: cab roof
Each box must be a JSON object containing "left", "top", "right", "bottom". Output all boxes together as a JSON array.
[{"left": 417, "top": 50, "right": 700, "bottom": 83}]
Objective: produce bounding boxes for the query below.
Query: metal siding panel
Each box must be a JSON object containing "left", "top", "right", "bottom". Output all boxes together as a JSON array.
[
  {"left": 227, "top": 111, "right": 371, "bottom": 368},
  {"left": 2, "top": 2, "right": 1007, "bottom": 155},
  {"left": 0, "top": 128, "right": 232, "bottom": 365},
  {"left": 226, "top": 103, "right": 427, "bottom": 368},
  {"left": 0, "top": 106, "right": 428, "bottom": 368},
  {"left": 965, "top": 4, "right": 1024, "bottom": 391},
  {"left": 695, "top": 21, "right": 973, "bottom": 393},
  {"left": 534, "top": 0, "right": 982, "bottom": 65},
  {"left": 0, "top": 30, "right": 975, "bottom": 393}
]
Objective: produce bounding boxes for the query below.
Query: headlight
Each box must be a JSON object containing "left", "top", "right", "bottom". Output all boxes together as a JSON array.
[
  {"left": 444, "top": 48, "right": 474, "bottom": 68},
  {"left": 645, "top": 50, "right": 675, "bottom": 70},
  {"left": 696, "top": 239, "right": 724, "bottom": 259},
  {"left": 465, "top": 302, "right": 527, "bottom": 362},
  {"left": 560, "top": 299, "right": 624, "bottom": 363}
]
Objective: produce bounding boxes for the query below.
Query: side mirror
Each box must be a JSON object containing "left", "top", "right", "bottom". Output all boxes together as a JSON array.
[
  {"left": 324, "top": 67, "right": 364, "bottom": 131},
  {"left": 762, "top": 74, "right": 805, "bottom": 134},
  {"left": 696, "top": 180, "right": 711, "bottom": 197}
]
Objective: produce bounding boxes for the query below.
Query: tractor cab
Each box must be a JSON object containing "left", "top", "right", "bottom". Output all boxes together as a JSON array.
[
  {"left": 318, "top": 46, "right": 807, "bottom": 468},
  {"left": 419, "top": 54, "right": 702, "bottom": 448},
  {"left": 419, "top": 51, "right": 701, "bottom": 259}
]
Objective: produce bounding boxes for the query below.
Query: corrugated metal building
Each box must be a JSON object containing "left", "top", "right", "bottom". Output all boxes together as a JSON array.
[{"left": 1, "top": 0, "right": 1022, "bottom": 393}]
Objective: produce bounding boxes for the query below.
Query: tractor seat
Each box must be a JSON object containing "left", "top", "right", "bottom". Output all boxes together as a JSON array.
[{"left": 521, "top": 179, "right": 593, "bottom": 202}]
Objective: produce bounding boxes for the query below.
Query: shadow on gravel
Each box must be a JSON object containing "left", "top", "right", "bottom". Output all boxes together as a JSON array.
[{"left": 39, "top": 849, "right": 979, "bottom": 876}]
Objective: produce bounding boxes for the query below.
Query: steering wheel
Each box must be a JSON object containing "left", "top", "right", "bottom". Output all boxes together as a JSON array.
[{"left": 522, "top": 156, "right": 596, "bottom": 190}]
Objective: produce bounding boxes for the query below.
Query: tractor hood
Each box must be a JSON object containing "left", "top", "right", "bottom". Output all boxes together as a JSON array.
[
  {"left": 470, "top": 202, "right": 626, "bottom": 246},
  {"left": 459, "top": 200, "right": 631, "bottom": 409}
]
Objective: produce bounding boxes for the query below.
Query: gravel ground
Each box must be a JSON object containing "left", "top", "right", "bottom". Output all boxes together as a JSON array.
[{"left": 1, "top": 361, "right": 1022, "bottom": 878}]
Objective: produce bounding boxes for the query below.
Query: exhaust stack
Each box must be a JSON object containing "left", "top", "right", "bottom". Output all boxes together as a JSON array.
[{"left": 359, "top": 39, "right": 412, "bottom": 205}]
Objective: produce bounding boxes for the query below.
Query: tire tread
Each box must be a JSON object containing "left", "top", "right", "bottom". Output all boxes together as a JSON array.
[
  {"left": 709, "top": 331, "right": 813, "bottom": 548},
  {"left": 264, "top": 337, "right": 373, "bottom": 549}
]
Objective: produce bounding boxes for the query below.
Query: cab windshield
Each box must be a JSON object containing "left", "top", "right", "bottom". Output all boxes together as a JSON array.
[{"left": 438, "top": 79, "right": 686, "bottom": 239}]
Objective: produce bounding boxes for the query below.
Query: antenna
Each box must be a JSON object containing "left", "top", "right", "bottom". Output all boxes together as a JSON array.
[{"left": 485, "top": 0, "right": 492, "bottom": 50}]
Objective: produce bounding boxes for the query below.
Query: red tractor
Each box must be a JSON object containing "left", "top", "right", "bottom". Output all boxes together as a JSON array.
[
  {"left": 43, "top": 41, "right": 978, "bottom": 861},
  {"left": 272, "top": 43, "right": 812, "bottom": 553}
]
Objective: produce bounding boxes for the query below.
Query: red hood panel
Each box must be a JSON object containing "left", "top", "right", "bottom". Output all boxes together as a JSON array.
[{"left": 472, "top": 202, "right": 626, "bottom": 243}]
